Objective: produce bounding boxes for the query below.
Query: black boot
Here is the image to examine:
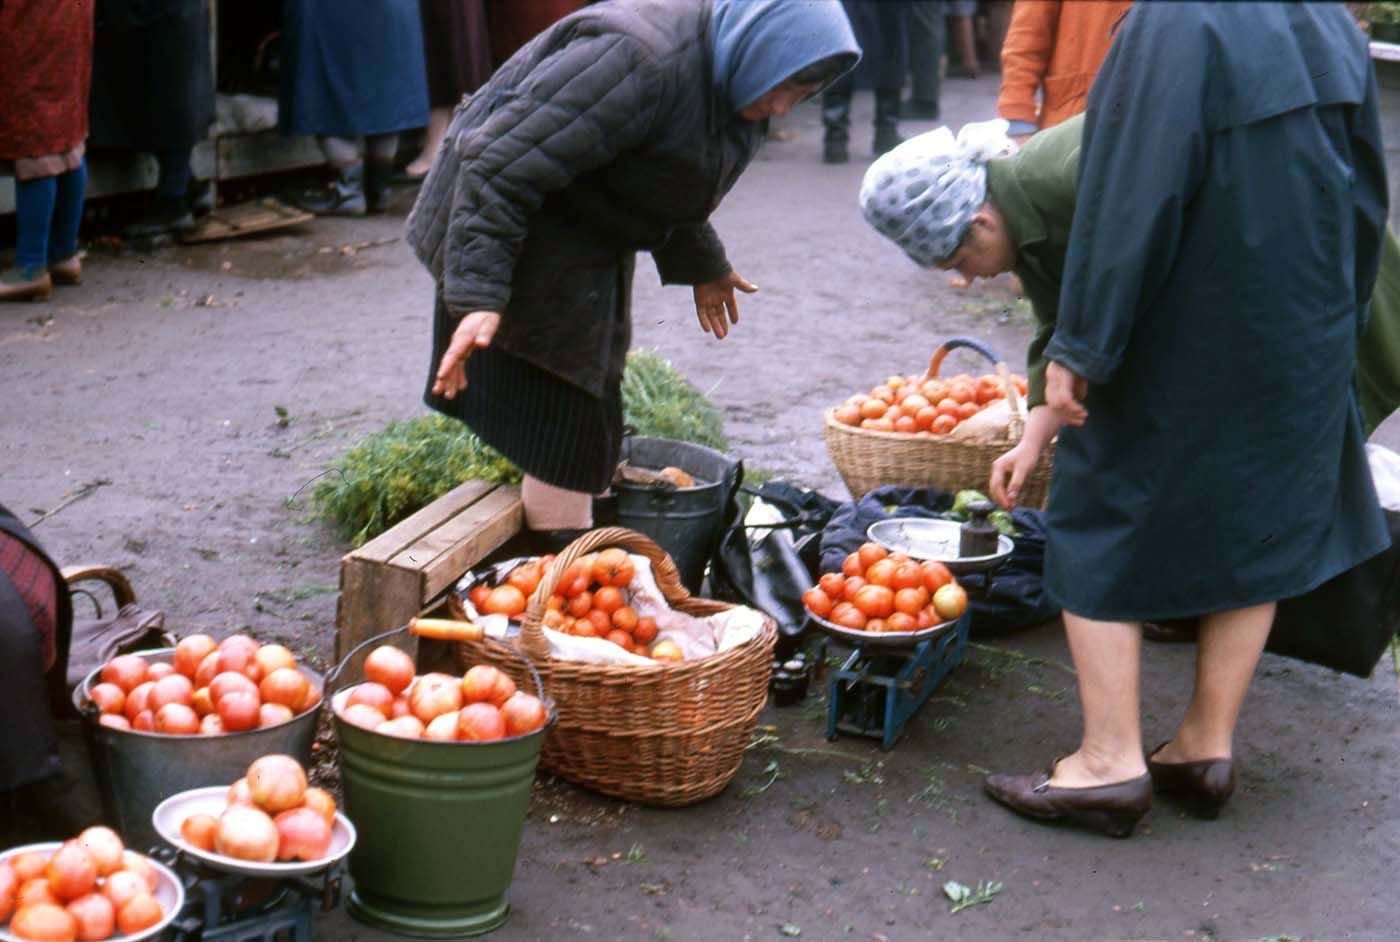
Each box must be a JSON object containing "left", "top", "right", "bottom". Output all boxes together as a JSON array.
[
  {"left": 290, "top": 163, "right": 367, "bottom": 216},
  {"left": 365, "top": 160, "right": 393, "bottom": 214},
  {"left": 821, "top": 83, "right": 852, "bottom": 165},
  {"left": 123, "top": 196, "right": 196, "bottom": 240},
  {"left": 873, "top": 89, "right": 904, "bottom": 156}
]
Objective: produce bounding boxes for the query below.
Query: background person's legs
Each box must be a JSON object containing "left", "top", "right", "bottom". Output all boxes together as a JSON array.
[
  {"left": 905, "top": 1, "right": 944, "bottom": 120},
  {"left": 292, "top": 136, "right": 368, "bottom": 216},
  {"left": 407, "top": 107, "right": 452, "bottom": 177},
  {"left": 47, "top": 162, "right": 87, "bottom": 276},
  {"left": 364, "top": 133, "right": 399, "bottom": 213},
  {"left": 2, "top": 174, "right": 57, "bottom": 300}
]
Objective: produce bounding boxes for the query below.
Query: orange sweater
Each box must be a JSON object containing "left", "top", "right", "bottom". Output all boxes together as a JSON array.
[{"left": 997, "top": 0, "right": 1134, "bottom": 131}]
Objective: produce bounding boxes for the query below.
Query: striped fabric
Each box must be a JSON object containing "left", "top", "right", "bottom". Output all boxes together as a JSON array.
[
  {"left": 436, "top": 342, "right": 624, "bottom": 494},
  {"left": 0, "top": 531, "right": 57, "bottom": 671}
]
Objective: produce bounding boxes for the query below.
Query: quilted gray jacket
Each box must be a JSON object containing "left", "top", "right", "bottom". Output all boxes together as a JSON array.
[{"left": 405, "top": 0, "right": 761, "bottom": 396}]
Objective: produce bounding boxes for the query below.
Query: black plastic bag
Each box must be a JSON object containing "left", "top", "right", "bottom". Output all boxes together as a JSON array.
[
  {"left": 710, "top": 481, "right": 841, "bottom": 659},
  {"left": 818, "top": 485, "right": 1060, "bottom": 636}
]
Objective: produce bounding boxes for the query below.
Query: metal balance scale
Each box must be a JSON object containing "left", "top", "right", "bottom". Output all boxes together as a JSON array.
[
  {"left": 149, "top": 787, "right": 357, "bottom": 942},
  {"left": 811, "top": 511, "right": 1014, "bottom": 750}
]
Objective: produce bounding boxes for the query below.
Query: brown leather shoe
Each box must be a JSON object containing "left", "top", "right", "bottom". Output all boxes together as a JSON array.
[
  {"left": 1147, "top": 743, "right": 1235, "bottom": 819},
  {"left": 48, "top": 255, "right": 82, "bottom": 286},
  {"left": 984, "top": 759, "right": 1152, "bottom": 838},
  {"left": 0, "top": 268, "right": 52, "bottom": 302}
]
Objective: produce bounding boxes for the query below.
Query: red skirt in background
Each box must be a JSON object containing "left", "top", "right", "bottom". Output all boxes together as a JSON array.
[
  {"left": 420, "top": 0, "right": 493, "bottom": 108},
  {"left": 484, "top": 0, "right": 586, "bottom": 67},
  {"left": 0, "top": 0, "right": 95, "bottom": 169}
]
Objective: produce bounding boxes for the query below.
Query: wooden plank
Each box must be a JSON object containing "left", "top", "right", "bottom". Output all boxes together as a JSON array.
[
  {"left": 335, "top": 556, "right": 425, "bottom": 662},
  {"left": 408, "top": 487, "right": 524, "bottom": 601},
  {"left": 350, "top": 480, "right": 497, "bottom": 565}
]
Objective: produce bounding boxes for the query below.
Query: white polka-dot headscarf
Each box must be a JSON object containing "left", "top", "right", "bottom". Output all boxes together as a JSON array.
[{"left": 859, "top": 119, "right": 1016, "bottom": 267}]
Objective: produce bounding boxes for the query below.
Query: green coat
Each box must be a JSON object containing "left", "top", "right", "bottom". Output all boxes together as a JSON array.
[{"left": 991, "top": 115, "right": 1400, "bottom": 435}]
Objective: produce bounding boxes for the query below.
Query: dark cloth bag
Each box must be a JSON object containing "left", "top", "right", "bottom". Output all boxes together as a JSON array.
[
  {"left": 818, "top": 486, "right": 1061, "bottom": 637},
  {"left": 1265, "top": 508, "right": 1399, "bottom": 676},
  {"left": 66, "top": 603, "right": 172, "bottom": 694}
]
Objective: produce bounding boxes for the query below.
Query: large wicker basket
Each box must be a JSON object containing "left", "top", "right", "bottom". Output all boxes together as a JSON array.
[
  {"left": 453, "top": 527, "right": 776, "bottom": 807},
  {"left": 824, "top": 338, "right": 1055, "bottom": 506}
]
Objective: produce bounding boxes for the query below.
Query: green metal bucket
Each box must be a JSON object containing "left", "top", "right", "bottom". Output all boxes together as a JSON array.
[{"left": 330, "top": 628, "right": 552, "bottom": 939}]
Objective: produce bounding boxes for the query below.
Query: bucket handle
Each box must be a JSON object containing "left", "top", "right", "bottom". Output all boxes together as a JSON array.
[{"left": 325, "top": 622, "right": 548, "bottom": 703}]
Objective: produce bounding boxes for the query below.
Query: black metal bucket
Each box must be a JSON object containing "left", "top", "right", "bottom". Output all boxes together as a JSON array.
[{"left": 613, "top": 437, "right": 739, "bottom": 593}]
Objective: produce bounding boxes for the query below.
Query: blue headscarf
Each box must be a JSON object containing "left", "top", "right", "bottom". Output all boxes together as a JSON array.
[{"left": 710, "top": 0, "right": 862, "bottom": 113}]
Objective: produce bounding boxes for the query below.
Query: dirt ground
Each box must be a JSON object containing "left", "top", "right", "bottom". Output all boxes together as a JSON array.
[{"left": 4, "top": 78, "right": 1400, "bottom": 941}]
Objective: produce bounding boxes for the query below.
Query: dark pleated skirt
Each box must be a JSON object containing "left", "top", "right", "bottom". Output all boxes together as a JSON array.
[
  {"left": 426, "top": 314, "right": 624, "bottom": 494},
  {"left": 419, "top": 0, "right": 493, "bottom": 108}
]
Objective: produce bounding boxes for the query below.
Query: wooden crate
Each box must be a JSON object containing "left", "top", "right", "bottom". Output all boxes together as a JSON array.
[{"left": 335, "top": 481, "right": 523, "bottom": 660}]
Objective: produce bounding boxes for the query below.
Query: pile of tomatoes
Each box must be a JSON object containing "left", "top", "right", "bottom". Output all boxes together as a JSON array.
[
  {"left": 832, "top": 371, "right": 1028, "bottom": 435},
  {"left": 0, "top": 826, "right": 166, "bottom": 940},
  {"left": 803, "top": 542, "right": 969, "bottom": 633},
  {"left": 335, "top": 645, "right": 550, "bottom": 742},
  {"left": 470, "top": 549, "right": 683, "bottom": 661},
  {"left": 87, "top": 634, "right": 321, "bottom": 736},
  {"left": 179, "top": 755, "right": 337, "bottom": 865}
]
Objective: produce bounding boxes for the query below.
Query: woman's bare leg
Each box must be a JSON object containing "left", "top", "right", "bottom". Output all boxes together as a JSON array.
[
  {"left": 1048, "top": 612, "right": 1149, "bottom": 787},
  {"left": 521, "top": 475, "right": 593, "bottom": 530},
  {"left": 1153, "top": 603, "right": 1274, "bottom": 762},
  {"left": 406, "top": 107, "right": 452, "bottom": 177}
]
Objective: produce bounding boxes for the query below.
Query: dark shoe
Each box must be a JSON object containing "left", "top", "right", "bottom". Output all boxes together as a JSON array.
[
  {"left": 984, "top": 759, "right": 1152, "bottom": 838},
  {"left": 289, "top": 163, "right": 367, "bottom": 216},
  {"left": 365, "top": 160, "right": 394, "bottom": 214},
  {"left": 48, "top": 255, "right": 82, "bottom": 286},
  {"left": 823, "top": 138, "right": 849, "bottom": 164},
  {"left": 873, "top": 128, "right": 905, "bottom": 156},
  {"left": 901, "top": 98, "right": 940, "bottom": 121},
  {"left": 123, "top": 197, "right": 196, "bottom": 240},
  {"left": 1143, "top": 618, "right": 1199, "bottom": 644},
  {"left": 1146, "top": 743, "right": 1235, "bottom": 819},
  {"left": 0, "top": 267, "right": 52, "bottom": 302}
]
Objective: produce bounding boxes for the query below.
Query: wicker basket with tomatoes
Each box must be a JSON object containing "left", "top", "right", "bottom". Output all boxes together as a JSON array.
[
  {"left": 823, "top": 337, "right": 1055, "bottom": 506},
  {"left": 450, "top": 528, "right": 776, "bottom": 807}
]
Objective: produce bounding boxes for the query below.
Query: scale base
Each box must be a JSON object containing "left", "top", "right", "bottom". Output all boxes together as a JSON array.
[{"left": 826, "top": 610, "right": 969, "bottom": 750}]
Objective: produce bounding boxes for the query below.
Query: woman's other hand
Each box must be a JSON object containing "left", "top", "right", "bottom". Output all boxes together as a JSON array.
[
  {"left": 693, "top": 270, "right": 758, "bottom": 339},
  {"left": 989, "top": 405, "right": 1060, "bottom": 508},
  {"left": 1045, "top": 360, "right": 1088, "bottom": 427},
  {"left": 433, "top": 310, "right": 501, "bottom": 399}
]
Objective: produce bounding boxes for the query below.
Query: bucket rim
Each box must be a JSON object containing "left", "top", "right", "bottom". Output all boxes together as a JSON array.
[
  {"left": 329, "top": 687, "right": 558, "bottom": 747},
  {"left": 73, "top": 645, "right": 326, "bottom": 741}
]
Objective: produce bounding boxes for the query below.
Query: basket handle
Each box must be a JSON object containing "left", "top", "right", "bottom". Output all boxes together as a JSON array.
[
  {"left": 923, "top": 336, "right": 1002, "bottom": 379},
  {"left": 520, "top": 526, "right": 690, "bottom": 661}
]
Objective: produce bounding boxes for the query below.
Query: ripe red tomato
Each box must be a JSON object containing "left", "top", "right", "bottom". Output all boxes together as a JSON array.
[
  {"left": 948, "top": 380, "right": 976, "bottom": 404},
  {"left": 857, "top": 542, "right": 888, "bottom": 569},
  {"left": 830, "top": 603, "right": 867, "bottom": 630},
  {"left": 894, "top": 415, "right": 917, "bottom": 434},
  {"left": 891, "top": 562, "right": 923, "bottom": 591},
  {"left": 861, "top": 417, "right": 895, "bottom": 432},
  {"left": 835, "top": 404, "right": 862, "bottom": 426},
  {"left": 887, "top": 612, "right": 918, "bottom": 632},
  {"left": 841, "top": 553, "right": 864, "bottom": 579},
  {"left": 893, "top": 587, "right": 927, "bottom": 615},
  {"left": 915, "top": 406, "right": 938, "bottom": 431},
  {"left": 818, "top": 572, "right": 846, "bottom": 599},
  {"left": 935, "top": 397, "right": 961, "bottom": 418},
  {"left": 919, "top": 560, "right": 954, "bottom": 593},
  {"left": 931, "top": 414, "right": 958, "bottom": 435},
  {"left": 843, "top": 576, "right": 867, "bottom": 599},
  {"left": 859, "top": 398, "right": 888, "bottom": 421},
  {"left": 803, "top": 588, "right": 834, "bottom": 618},
  {"left": 975, "top": 375, "right": 1003, "bottom": 404},
  {"left": 865, "top": 559, "right": 897, "bottom": 588},
  {"left": 851, "top": 585, "right": 895, "bottom": 619},
  {"left": 957, "top": 401, "right": 980, "bottom": 421},
  {"left": 482, "top": 585, "right": 527, "bottom": 618}
]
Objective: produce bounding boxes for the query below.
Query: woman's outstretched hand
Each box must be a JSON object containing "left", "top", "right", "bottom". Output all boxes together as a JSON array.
[
  {"left": 989, "top": 405, "right": 1060, "bottom": 508},
  {"left": 433, "top": 310, "right": 501, "bottom": 400},
  {"left": 693, "top": 270, "right": 758, "bottom": 339}
]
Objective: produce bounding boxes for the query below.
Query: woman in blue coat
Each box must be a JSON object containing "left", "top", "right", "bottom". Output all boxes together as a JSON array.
[{"left": 977, "top": 3, "right": 1391, "bottom": 836}]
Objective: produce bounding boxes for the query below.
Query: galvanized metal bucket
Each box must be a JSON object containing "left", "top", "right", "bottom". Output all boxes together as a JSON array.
[
  {"left": 614, "top": 436, "right": 739, "bottom": 592},
  {"left": 72, "top": 647, "right": 321, "bottom": 852},
  {"left": 330, "top": 627, "right": 554, "bottom": 939}
]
